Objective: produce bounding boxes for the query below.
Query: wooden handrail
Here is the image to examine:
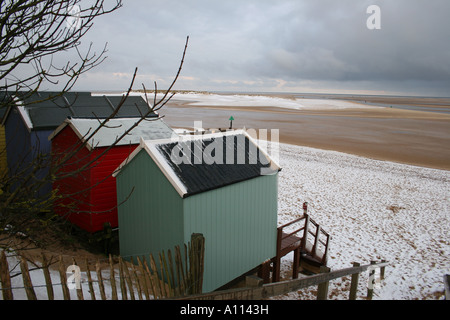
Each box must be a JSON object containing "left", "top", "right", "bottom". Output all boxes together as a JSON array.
[
  {"left": 277, "top": 213, "right": 331, "bottom": 268},
  {"left": 277, "top": 216, "right": 306, "bottom": 230},
  {"left": 280, "top": 227, "right": 305, "bottom": 240},
  {"left": 180, "top": 261, "right": 389, "bottom": 300}
]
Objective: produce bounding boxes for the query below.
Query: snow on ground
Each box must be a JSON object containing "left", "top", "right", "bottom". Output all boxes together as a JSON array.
[
  {"left": 274, "top": 142, "right": 450, "bottom": 300},
  {"left": 1, "top": 143, "right": 449, "bottom": 300},
  {"left": 169, "top": 92, "right": 376, "bottom": 110}
]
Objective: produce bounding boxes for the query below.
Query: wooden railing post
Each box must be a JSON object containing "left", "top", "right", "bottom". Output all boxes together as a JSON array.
[
  {"left": 322, "top": 234, "right": 330, "bottom": 265},
  {"left": 273, "top": 228, "right": 283, "bottom": 282},
  {"left": 312, "top": 225, "right": 321, "bottom": 258},
  {"left": 349, "top": 262, "right": 360, "bottom": 300},
  {"left": 292, "top": 247, "right": 301, "bottom": 279},
  {"left": 301, "top": 214, "right": 310, "bottom": 250},
  {"left": 316, "top": 266, "right": 330, "bottom": 300}
]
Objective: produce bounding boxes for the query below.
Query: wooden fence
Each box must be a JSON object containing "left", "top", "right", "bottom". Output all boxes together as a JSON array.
[
  {"left": 0, "top": 233, "right": 205, "bottom": 300},
  {"left": 179, "top": 260, "right": 389, "bottom": 300}
]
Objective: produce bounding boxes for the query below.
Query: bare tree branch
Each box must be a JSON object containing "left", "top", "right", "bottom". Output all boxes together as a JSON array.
[{"left": 0, "top": 1, "right": 190, "bottom": 262}]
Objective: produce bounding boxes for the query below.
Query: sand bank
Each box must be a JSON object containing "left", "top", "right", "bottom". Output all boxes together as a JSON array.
[{"left": 159, "top": 94, "right": 450, "bottom": 171}]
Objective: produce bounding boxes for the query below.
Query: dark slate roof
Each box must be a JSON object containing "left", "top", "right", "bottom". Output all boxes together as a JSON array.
[
  {"left": 116, "top": 131, "right": 281, "bottom": 198},
  {"left": 4, "top": 91, "right": 157, "bottom": 130}
]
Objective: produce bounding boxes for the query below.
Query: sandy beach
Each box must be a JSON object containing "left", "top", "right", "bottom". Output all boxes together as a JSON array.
[{"left": 158, "top": 93, "right": 450, "bottom": 171}]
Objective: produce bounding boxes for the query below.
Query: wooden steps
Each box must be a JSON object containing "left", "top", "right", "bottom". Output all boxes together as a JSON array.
[{"left": 270, "top": 212, "right": 331, "bottom": 282}]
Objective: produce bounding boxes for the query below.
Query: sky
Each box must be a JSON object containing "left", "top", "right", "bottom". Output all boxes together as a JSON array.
[{"left": 65, "top": 0, "right": 450, "bottom": 96}]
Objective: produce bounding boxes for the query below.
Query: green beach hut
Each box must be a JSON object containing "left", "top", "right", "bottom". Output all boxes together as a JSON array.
[{"left": 114, "top": 130, "right": 281, "bottom": 293}]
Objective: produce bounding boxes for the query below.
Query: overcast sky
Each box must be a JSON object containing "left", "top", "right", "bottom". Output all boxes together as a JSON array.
[{"left": 68, "top": 0, "right": 450, "bottom": 96}]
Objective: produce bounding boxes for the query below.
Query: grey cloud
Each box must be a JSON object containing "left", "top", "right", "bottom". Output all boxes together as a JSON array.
[{"left": 66, "top": 0, "right": 450, "bottom": 95}]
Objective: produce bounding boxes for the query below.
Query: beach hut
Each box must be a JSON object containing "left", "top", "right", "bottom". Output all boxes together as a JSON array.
[
  {"left": 49, "top": 116, "right": 176, "bottom": 233},
  {"left": 0, "top": 92, "right": 12, "bottom": 179},
  {"left": 113, "top": 130, "right": 281, "bottom": 292},
  {"left": 1, "top": 91, "right": 154, "bottom": 198}
]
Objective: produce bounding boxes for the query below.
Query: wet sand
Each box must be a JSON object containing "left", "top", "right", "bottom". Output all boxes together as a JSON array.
[{"left": 159, "top": 94, "right": 450, "bottom": 171}]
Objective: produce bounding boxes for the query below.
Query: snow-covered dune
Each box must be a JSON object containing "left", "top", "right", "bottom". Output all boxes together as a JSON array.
[
  {"left": 97, "top": 91, "right": 378, "bottom": 110},
  {"left": 275, "top": 142, "right": 450, "bottom": 300},
  {"left": 172, "top": 92, "right": 376, "bottom": 110}
]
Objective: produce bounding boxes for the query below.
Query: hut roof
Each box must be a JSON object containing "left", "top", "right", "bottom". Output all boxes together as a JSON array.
[
  {"left": 114, "top": 130, "right": 281, "bottom": 198},
  {"left": 1, "top": 91, "right": 157, "bottom": 130},
  {"left": 49, "top": 116, "right": 175, "bottom": 150}
]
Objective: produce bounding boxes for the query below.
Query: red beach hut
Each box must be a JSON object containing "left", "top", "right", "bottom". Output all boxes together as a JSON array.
[{"left": 49, "top": 116, "right": 175, "bottom": 233}]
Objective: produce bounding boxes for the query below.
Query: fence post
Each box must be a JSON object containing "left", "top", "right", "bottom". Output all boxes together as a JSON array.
[
  {"left": 349, "top": 262, "right": 360, "bottom": 300},
  {"left": 143, "top": 256, "right": 159, "bottom": 299},
  {"left": 189, "top": 233, "right": 205, "bottom": 295},
  {"left": 175, "top": 245, "right": 187, "bottom": 294},
  {"left": 129, "top": 258, "right": 143, "bottom": 300},
  {"left": 123, "top": 257, "right": 135, "bottom": 300},
  {"left": 317, "top": 266, "right": 331, "bottom": 300},
  {"left": 150, "top": 253, "right": 165, "bottom": 298},
  {"left": 160, "top": 251, "right": 173, "bottom": 297},
  {"left": 444, "top": 274, "right": 450, "bottom": 300},
  {"left": 367, "top": 260, "right": 376, "bottom": 300},
  {"left": 20, "top": 256, "right": 37, "bottom": 300},
  {"left": 95, "top": 259, "right": 107, "bottom": 300},
  {"left": 158, "top": 253, "right": 169, "bottom": 297},
  {"left": 167, "top": 249, "right": 179, "bottom": 297},
  {"left": 380, "top": 259, "right": 386, "bottom": 280},
  {"left": 136, "top": 256, "right": 151, "bottom": 300},
  {"left": 41, "top": 253, "right": 54, "bottom": 300},
  {"left": 0, "top": 250, "right": 13, "bottom": 300},
  {"left": 85, "top": 257, "right": 96, "bottom": 300},
  {"left": 109, "top": 255, "right": 118, "bottom": 300},
  {"left": 58, "top": 256, "right": 70, "bottom": 300},
  {"left": 118, "top": 256, "right": 128, "bottom": 300},
  {"left": 72, "top": 258, "right": 84, "bottom": 300}
]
